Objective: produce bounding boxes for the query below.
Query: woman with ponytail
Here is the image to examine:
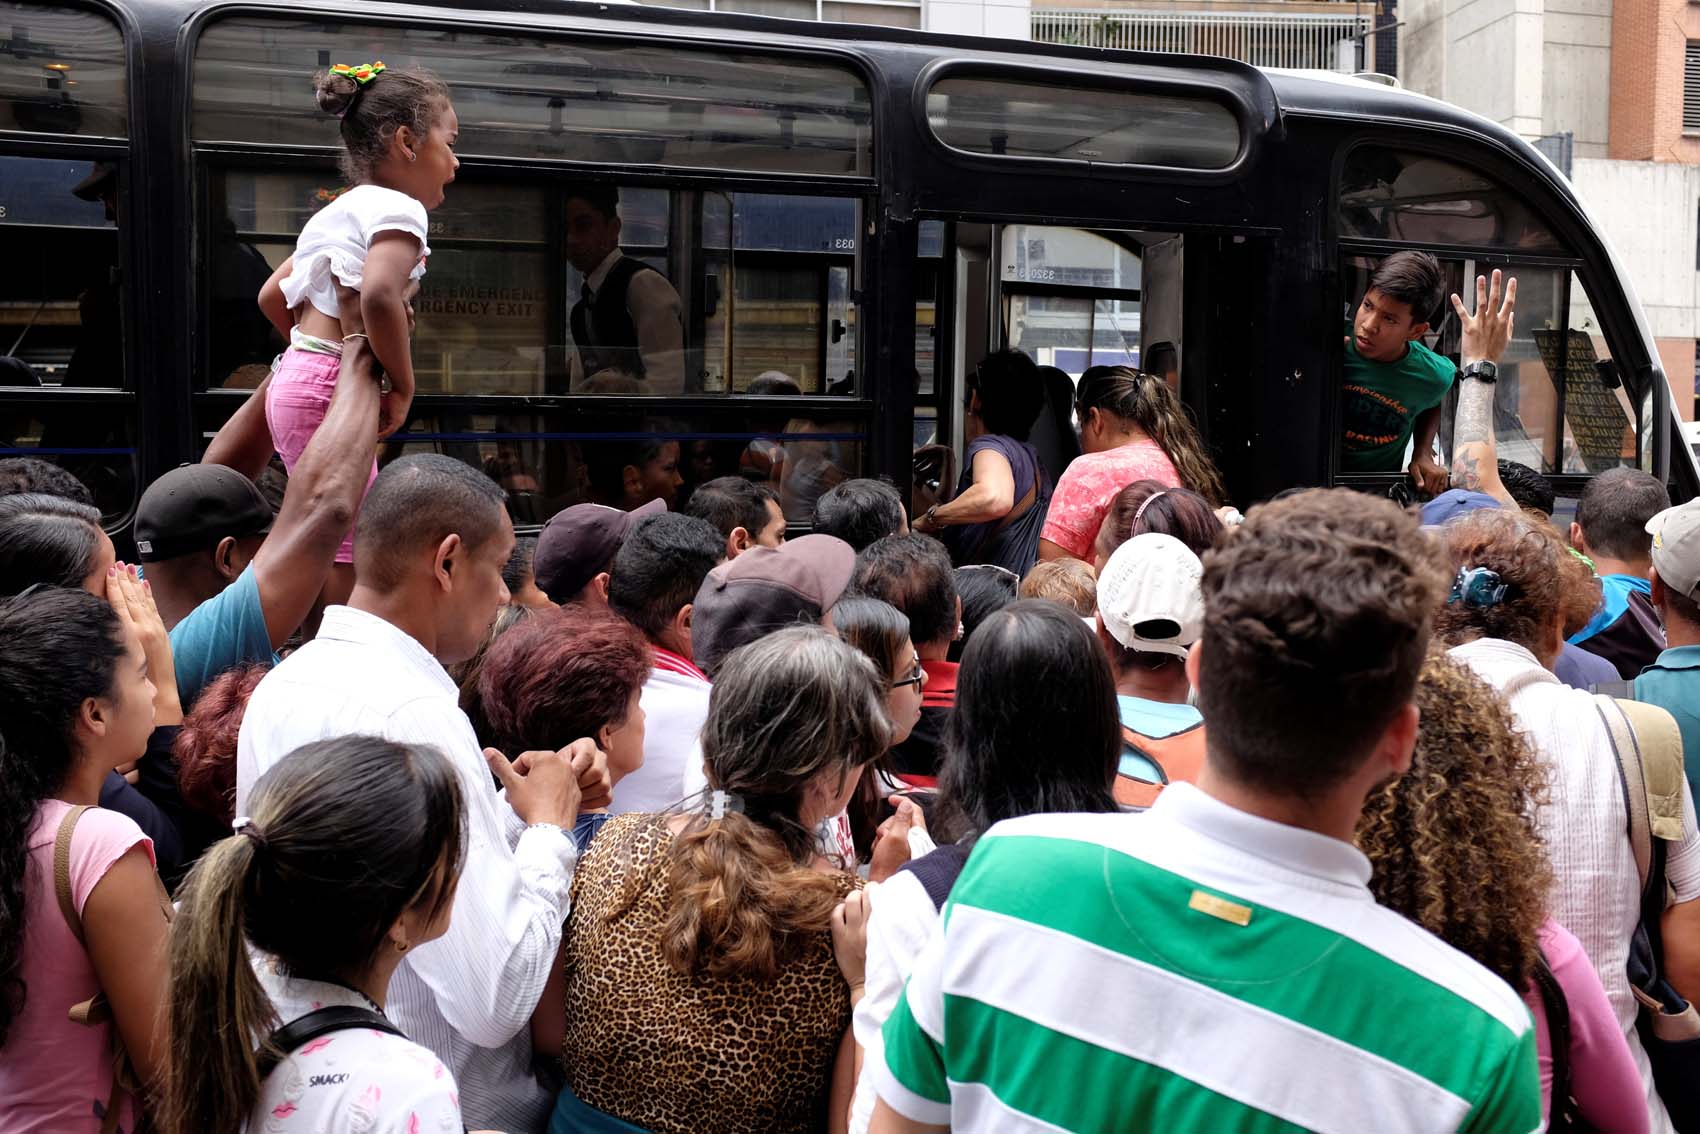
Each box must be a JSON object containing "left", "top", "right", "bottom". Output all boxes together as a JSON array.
[
  {"left": 163, "top": 734, "right": 466, "bottom": 1134},
  {"left": 1038, "top": 364, "right": 1226, "bottom": 564},
  {"left": 536, "top": 625, "right": 889, "bottom": 1134},
  {"left": 0, "top": 587, "right": 168, "bottom": 1133}
]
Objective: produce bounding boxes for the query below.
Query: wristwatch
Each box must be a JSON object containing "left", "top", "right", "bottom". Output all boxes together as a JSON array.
[{"left": 1461, "top": 359, "right": 1498, "bottom": 383}]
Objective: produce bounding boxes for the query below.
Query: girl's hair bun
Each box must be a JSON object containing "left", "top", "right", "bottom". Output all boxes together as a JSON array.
[{"left": 312, "top": 68, "right": 360, "bottom": 119}]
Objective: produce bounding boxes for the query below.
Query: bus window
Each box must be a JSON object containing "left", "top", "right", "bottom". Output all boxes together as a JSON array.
[
  {"left": 0, "top": 155, "right": 123, "bottom": 386},
  {"left": 1000, "top": 226, "right": 1143, "bottom": 376},
  {"left": 925, "top": 76, "right": 1240, "bottom": 170},
  {"left": 1339, "top": 255, "right": 1635, "bottom": 480},
  {"left": 0, "top": 155, "right": 134, "bottom": 519},
  {"left": 1559, "top": 273, "right": 1635, "bottom": 475},
  {"left": 204, "top": 173, "right": 863, "bottom": 398},
  {"left": 0, "top": 2, "right": 127, "bottom": 137},
  {"left": 1445, "top": 264, "right": 1634, "bottom": 478},
  {"left": 192, "top": 18, "right": 873, "bottom": 177},
  {"left": 1339, "top": 148, "right": 1563, "bottom": 255},
  {"left": 377, "top": 409, "right": 864, "bottom": 526}
]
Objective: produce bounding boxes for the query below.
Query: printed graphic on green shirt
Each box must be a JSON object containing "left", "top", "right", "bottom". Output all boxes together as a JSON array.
[{"left": 1341, "top": 338, "right": 1456, "bottom": 472}]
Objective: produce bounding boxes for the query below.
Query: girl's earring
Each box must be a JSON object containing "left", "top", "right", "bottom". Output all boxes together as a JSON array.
[{"left": 406, "top": 150, "right": 417, "bottom": 163}]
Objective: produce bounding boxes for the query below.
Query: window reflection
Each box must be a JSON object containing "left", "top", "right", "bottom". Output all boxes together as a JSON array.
[
  {"left": 0, "top": 156, "right": 124, "bottom": 388},
  {"left": 0, "top": 401, "right": 136, "bottom": 523},
  {"left": 1339, "top": 148, "right": 1563, "bottom": 253},
  {"left": 927, "top": 77, "right": 1240, "bottom": 169},
  {"left": 193, "top": 17, "right": 873, "bottom": 176},
  {"left": 376, "top": 412, "right": 865, "bottom": 525},
  {"left": 205, "top": 171, "right": 864, "bottom": 397},
  {"left": 0, "top": 2, "right": 127, "bottom": 137}
]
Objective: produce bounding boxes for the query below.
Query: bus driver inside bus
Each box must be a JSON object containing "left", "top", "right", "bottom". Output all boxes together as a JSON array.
[
  {"left": 565, "top": 184, "right": 686, "bottom": 393},
  {"left": 1341, "top": 250, "right": 1456, "bottom": 495}
]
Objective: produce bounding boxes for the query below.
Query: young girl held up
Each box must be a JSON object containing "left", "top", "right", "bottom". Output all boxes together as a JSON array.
[{"left": 258, "top": 62, "right": 458, "bottom": 594}]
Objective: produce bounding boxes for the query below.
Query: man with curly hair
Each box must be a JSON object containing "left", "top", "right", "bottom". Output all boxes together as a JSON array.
[{"left": 870, "top": 485, "right": 1540, "bottom": 1134}]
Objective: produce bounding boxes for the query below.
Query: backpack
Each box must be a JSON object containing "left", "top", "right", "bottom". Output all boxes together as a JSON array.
[
  {"left": 54, "top": 805, "right": 174, "bottom": 1134},
  {"left": 1528, "top": 950, "right": 1593, "bottom": 1133},
  {"left": 256, "top": 1005, "right": 405, "bottom": 1078},
  {"left": 1594, "top": 695, "right": 1700, "bottom": 1133},
  {"left": 1114, "top": 723, "right": 1207, "bottom": 810},
  {"left": 254, "top": 1007, "right": 474, "bottom": 1134}
]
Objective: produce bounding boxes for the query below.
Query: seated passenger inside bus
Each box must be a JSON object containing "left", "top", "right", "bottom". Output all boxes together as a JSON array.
[{"left": 1341, "top": 251, "right": 1456, "bottom": 495}]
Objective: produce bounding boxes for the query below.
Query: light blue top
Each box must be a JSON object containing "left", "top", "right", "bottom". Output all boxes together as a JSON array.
[
  {"left": 1570, "top": 573, "right": 1652, "bottom": 646},
  {"left": 1634, "top": 645, "right": 1700, "bottom": 801}
]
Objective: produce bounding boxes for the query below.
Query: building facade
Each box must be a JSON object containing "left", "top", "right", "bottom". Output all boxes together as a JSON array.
[{"left": 1402, "top": 0, "right": 1700, "bottom": 418}]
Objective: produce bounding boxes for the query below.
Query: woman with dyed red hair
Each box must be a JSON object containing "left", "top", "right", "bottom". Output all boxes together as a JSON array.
[{"left": 478, "top": 605, "right": 651, "bottom": 853}]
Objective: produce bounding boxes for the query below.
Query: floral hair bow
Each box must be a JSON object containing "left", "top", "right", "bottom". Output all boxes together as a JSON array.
[{"left": 331, "top": 60, "right": 386, "bottom": 86}]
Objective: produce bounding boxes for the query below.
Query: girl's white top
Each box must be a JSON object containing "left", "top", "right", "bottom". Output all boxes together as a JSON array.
[
  {"left": 247, "top": 967, "right": 463, "bottom": 1134},
  {"left": 279, "top": 184, "right": 430, "bottom": 321}
]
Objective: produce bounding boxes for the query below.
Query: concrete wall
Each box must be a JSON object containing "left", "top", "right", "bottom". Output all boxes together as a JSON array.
[
  {"left": 1573, "top": 157, "right": 1700, "bottom": 415},
  {"left": 1400, "top": 0, "right": 1611, "bottom": 154},
  {"left": 1543, "top": 0, "right": 1613, "bottom": 156},
  {"left": 926, "top": 0, "right": 1030, "bottom": 38}
]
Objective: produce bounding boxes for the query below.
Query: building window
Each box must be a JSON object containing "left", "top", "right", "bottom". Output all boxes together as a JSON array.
[{"left": 1685, "top": 41, "right": 1700, "bottom": 131}]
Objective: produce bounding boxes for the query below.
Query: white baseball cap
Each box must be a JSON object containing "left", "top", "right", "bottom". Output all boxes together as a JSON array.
[
  {"left": 1095, "top": 532, "right": 1205, "bottom": 658},
  {"left": 1647, "top": 499, "right": 1700, "bottom": 602}
]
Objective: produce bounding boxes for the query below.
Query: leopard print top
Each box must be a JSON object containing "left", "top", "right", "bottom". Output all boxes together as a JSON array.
[{"left": 559, "top": 812, "right": 860, "bottom": 1134}]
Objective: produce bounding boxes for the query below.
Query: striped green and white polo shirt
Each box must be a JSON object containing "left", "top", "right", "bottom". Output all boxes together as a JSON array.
[{"left": 875, "top": 783, "right": 1540, "bottom": 1134}]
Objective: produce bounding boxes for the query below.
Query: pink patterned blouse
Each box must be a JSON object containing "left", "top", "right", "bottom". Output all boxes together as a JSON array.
[{"left": 1039, "top": 440, "right": 1181, "bottom": 559}]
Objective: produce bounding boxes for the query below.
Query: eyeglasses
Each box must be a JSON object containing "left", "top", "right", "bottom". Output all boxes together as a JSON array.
[{"left": 891, "top": 655, "right": 925, "bottom": 690}]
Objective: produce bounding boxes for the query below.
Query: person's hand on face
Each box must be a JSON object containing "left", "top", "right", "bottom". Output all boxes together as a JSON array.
[{"left": 106, "top": 562, "right": 181, "bottom": 722}]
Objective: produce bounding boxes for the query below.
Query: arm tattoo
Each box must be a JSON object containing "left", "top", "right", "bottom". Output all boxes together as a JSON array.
[{"left": 1449, "top": 376, "right": 1495, "bottom": 488}]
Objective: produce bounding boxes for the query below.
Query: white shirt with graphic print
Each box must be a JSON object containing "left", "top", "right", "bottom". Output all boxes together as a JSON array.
[{"left": 249, "top": 966, "right": 463, "bottom": 1134}]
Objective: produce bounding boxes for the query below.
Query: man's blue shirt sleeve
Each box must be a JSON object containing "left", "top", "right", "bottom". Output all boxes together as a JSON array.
[{"left": 167, "top": 564, "right": 279, "bottom": 709}]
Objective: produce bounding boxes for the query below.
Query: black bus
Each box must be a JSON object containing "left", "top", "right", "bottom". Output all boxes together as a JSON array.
[{"left": 4, "top": 0, "right": 1694, "bottom": 538}]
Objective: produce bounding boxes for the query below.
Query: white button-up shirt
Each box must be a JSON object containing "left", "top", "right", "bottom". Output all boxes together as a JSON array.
[
  {"left": 236, "top": 605, "right": 577, "bottom": 1133},
  {"left": 1452, "top": 636, "right": 1700, "bottom": 1134}
]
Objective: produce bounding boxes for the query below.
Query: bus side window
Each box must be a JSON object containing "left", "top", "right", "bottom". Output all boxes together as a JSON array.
[{"left": 0, "top": 154, "right": 136, "bottom": 522}]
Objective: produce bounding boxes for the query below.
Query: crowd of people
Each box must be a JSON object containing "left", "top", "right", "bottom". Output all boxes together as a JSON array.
[{"left": 6, "top": 62, "right": 1700, "bottom": 1134}]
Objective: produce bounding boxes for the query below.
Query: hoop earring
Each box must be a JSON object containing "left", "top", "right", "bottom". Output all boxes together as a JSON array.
[
  {"left": 395, "top": 940, "right": 409, "bottom": 953},
  {"left": 406, "top": 150, "right": 417, "bottom": 163}
]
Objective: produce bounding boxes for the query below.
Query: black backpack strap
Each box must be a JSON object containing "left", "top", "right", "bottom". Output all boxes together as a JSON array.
[
  {"left": 1530, "top": 951, "right": 1574, "bottom": 1133},
  {"left": 257, "top": 1006, "right": 405, "bottom": 1079}
]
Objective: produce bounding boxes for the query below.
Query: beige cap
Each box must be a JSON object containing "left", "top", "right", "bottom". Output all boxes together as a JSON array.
[{"left": 1647, "top": 499, "right": 1700, "bottom": 602}]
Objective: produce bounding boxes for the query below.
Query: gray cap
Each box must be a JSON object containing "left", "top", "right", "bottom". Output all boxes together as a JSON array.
[
  {"left": 1647, "top": 499, "right": 1700, "bottom": 602},
  {"left": 689, "top": 534, "right": 856, "bottom": 676}
]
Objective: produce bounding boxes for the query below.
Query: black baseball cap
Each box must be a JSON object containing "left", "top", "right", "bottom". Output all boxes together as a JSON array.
[{"left": 133, "top": 465, "right": 274, "bottom": 563}]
